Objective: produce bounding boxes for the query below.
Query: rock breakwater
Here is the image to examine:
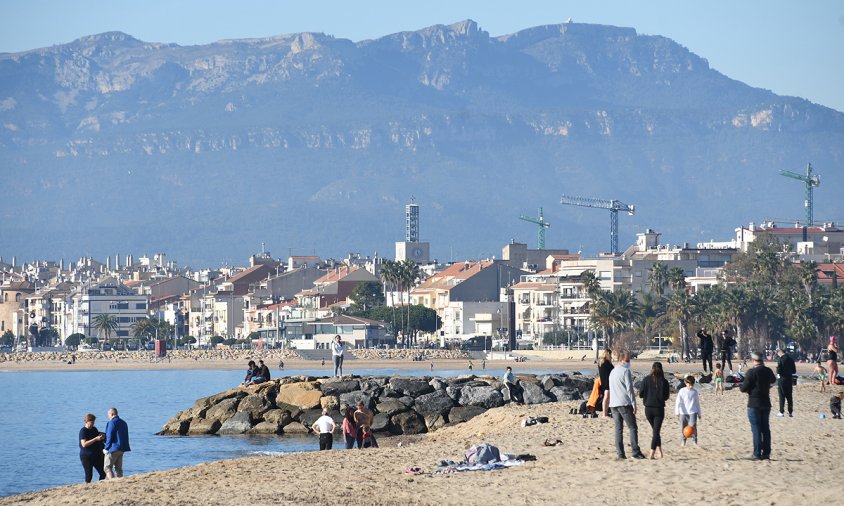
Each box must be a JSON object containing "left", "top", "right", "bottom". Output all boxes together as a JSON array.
[{"left": 159, "top": 373, "right": 596, "bottom": 437}]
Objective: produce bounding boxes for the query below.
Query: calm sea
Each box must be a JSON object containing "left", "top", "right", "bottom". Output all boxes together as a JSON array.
[{"left": 0, "top": 364, "right": 563, "bottom": 497}]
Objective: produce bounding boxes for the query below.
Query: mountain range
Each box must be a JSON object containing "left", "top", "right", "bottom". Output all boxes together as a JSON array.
[{"left": 1, "top": 19, "right": 842, "bottom": 267}]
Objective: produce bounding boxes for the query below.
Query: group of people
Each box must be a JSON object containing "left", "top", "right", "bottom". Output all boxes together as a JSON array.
[
  {"left": 78, "top": 407, "right": 130, "bottom": 483},
  {"left": 242, "top": 359, "right": 271, "bottom": 386},
  {"left": 695, "top": 327, "right": 737, "bottom": 373},
  {"left": 602, "top": 346, "right": 785, "bottom": 461},
  {"left": 309, "top": 400, "right": 379, "bottom": 450}
]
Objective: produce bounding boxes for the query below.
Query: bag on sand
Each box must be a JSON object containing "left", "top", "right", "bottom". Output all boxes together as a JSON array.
[{"left": 465, "top": 443, "right": 501, "bottom": 465}]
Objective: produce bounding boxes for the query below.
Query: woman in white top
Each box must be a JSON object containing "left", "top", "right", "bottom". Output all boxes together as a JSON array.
[{"left": 331, "top": 335, "right": 346, "bottom": 378}]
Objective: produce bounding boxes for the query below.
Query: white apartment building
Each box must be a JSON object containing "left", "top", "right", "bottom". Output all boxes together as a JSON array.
[{"left": 69, "top": 281, "right": 149, "bottom": 341}]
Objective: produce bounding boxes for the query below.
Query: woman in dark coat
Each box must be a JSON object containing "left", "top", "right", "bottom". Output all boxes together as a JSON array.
[
  {"left": 639, "top": 362, "right": 671, "bottom": 459},
  {"left": 598, "top": 349, "right": 614, "bottom": 417}
]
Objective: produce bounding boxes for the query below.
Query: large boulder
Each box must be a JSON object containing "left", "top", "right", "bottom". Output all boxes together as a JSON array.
[
  {"left": 538, "top": 374, "right": 564, "bottom": 391},
  {"left": 187, "top": 418, "right": 222, "bottom": 435},
  {"left": 391, "top": 411, "right": 427, "bottom": 435},
  {"left": 445, "top": 384, "right": 462, "bottom": 402},
  {"left": 161, "top": 419, "right": 190, "bottom": 435},
  {"left": 375, "top": 399, "right": 410, "bottom": 417},
  {"left": 414, "top": 391, "right": 454, "bottom": 416},
  {"left": 371, "top": 412, "right": 391, "bottom": 433},
  {"left": 458, "top": 385, "right": 504, "bottom": 409},
  {"left": 424, "top": 413, "right": 448, "bottom": 431},
  {"left": 562, "top": 376, "right": 595, "bottom": 393},
  {"left": 262, "top": 409, "right": 293, "bottom": 427},
  {"left": 320, "top": 379, "right": 360, "bottom": 396},
  {"left": 521, "top": 382, "right": 553, "bottom": 405},
  {"left": 237, "top": 393, "right": 272, "bottom": 419},
  {"left": 549, "top": 386, "right": 582, "bottom": 401},
  {"left": 389, "top": 378, "right": 434, "bottom": 397},
  {"left": 299, "top": 409, "right": 324, "bottom": 429},
  {"left": 276, "top": 382, "right": 322, "bottom": 410},
  {"left": 205, "top": 397, "right": 241, "bottom": 424},
  {"left": 448, "top": 406, "right": 485, "bottom": 424},
  {"left": 218, "top": 411, "right": 254, "bottom": 435},
  {"left": 339, "top": 391, "right": 373, "bottom": 409},
  {"left": 429, "top": 378, "right": 448, "bottom": 391},
  {"left": 205, "top": 388, "right": 246, "bottom": 406},
  {"left": 320, "top": 396, "right": 340, "bottom": 411},
  {"left": 249, "top": 421, "right": 282, "bottom": 435}
]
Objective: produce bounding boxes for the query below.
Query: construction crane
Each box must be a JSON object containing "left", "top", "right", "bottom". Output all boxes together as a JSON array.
[
  {"left": 560, "top": 195, "right": 635, "bottom": 255},
  {"left": 518, "top": 208, "right": 551, "bottom": 250},
  {"left": 779, "top": 163, "right": 820, "bottom": 227}
]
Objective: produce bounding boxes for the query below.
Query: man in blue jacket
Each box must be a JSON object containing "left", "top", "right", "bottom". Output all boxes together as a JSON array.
[{"left": 104, "top": 407, "right": 131, "bottom": 479}]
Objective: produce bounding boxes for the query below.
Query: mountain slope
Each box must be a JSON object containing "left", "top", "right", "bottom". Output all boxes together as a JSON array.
[{"left": 1, "top": 20, "right": 842, "bottom": 265}]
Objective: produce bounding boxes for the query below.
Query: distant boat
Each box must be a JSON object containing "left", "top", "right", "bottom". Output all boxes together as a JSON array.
[{"left": 77, "top": 343, "right": 100, "bottom": 353}]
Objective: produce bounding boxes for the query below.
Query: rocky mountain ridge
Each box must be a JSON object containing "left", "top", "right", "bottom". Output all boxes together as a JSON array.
[{"left": 1, "top": 20, "right": 842, "bottom": 265}]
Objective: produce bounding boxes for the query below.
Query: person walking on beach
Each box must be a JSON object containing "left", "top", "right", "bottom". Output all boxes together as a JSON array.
[
  {"left": 104, "top": 407, "right": 130, "bottom": 479},
  {"left": 311, "top": 408, "right": 336, "bottom": 450},
  {"left": 331, "top": 335, "right": 346, "bottom": 378},
  {"left": 608, "top": 350, "right": 646, "bottom": 460},
  {"left": 827, "top": 336, "right": 839, "bottom": 385},
  {"left": 79, "top": 413, "right": 106, "bottom": 483},
  {"left": 638, "top": 362, "right": 670, "bottom": 459},
  {"left": 696, "top": 328, "right": 714, "bottom": 373},
  {"left": 675, "top": 376, "right": 702, "bottom": 446},
  {"left": 598, "top": 349, "right": 614, "bottom": 418},
  {"left": 342, "top": 406, "right": 358, "bottom": 449},
  {"left": 739, "top": 351, "right": 777, "bottom": 460},
  {"left": 776, "top": 348, "right": 796, "bottom": 417},
  {"left": 502, "top": 366, "right": 524, "bottom": 404},
  {"left": 718, "top": 330, "right": 735, "bottom": 372}
]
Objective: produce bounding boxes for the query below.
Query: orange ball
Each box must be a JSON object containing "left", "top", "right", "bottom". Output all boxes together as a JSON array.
[{"left": 683, "top": 425, "right": 696, "bottom": 438}]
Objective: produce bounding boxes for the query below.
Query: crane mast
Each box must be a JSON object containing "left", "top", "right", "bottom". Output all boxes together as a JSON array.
[
  {"left": 779, "top": 163, "right": 820, "bottom": 227},
  {"left": 518, "top": 207, "right": 551, "bottom": 249}
]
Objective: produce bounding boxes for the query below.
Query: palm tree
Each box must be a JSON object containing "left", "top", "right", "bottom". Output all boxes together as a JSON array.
[
  {"left": 589, "top": 290, "right": 640, "bottom": 350},
  {"left": 580, "top": 270, "right": 601, "bottom": 298},
  {"left": 799, "top": 261, "right": 819, "bottom": 304},
  {"left": 379, "top": 260, "right": 399, "bottom": 336},
  {"left": 649, "top": 262, "right": 669, "bottom": 298},
  {"left": 667, "top": 290, "right": 694, "bottom": 360},
  {"left": 667, "top": 266, "right": 687, "bottom": 294},
  {"left": 92, "top": 313, "right": 118, "bottom": 345}
]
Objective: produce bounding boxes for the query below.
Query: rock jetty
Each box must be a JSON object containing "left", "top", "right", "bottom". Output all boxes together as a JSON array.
[{"left": 159, "top": 373, "right": 596, "bottom": 437}]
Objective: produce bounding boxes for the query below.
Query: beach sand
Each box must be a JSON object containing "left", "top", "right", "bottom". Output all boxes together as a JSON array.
[{"left": 2, "top": 378, "right": 840, "bottom": 505}]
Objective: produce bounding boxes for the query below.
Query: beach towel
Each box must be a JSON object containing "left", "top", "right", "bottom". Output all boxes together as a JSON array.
[
  {"left": 431, "top": 459, "right": 525, "bottom": 475},
  {"left": 586, "top": 377, "right": 602, "bottom": 410}
]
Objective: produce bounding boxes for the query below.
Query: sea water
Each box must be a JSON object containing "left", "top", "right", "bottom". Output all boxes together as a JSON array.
[{"left": 0, "top": 365, "right": 563, "bottom": 497}]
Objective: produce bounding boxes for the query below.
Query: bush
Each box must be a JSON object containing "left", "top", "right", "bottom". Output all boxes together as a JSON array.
[
  {"left": 65, "top": 333, "right": 85, "bottom": 347},
  {"left": 210, "top": 335, "right": 225, "bottom": 346}
]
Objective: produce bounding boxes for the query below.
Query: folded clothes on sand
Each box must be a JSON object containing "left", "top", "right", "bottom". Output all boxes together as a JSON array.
[{"left": 431, "top": 459, "right": 525, "bottom": 475}]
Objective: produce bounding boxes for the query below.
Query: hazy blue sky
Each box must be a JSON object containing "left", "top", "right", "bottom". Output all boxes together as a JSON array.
[{"left": 2, "top": 0, "right": 843, "bottom": 112}]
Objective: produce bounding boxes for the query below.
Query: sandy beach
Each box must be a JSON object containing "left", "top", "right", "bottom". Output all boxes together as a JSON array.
[{"left": 2, "top": 368, "right": 840, "bottom": 505}]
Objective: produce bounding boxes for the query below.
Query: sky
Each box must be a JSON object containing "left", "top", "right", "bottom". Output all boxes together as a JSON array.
[{"left": 1, "top": 0, "right": 843, "bottom": 112}]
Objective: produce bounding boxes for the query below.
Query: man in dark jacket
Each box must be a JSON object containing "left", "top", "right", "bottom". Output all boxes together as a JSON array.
[
  {"left": 739, "top": 352, "right": 777, "bottom": 460},
  {"left": 775, "top": 348, "right": 797, "bottom": 417},
  {"left": 696, "top": 328, "right": 714, "bottom": 373}
]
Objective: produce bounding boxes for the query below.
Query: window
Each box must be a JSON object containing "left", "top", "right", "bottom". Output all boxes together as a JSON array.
[
  {"left": 15, "top": 293, "right": 21, "bottom": 302},
  {"left": 136, "top": 303, "right": 146, "bottom": 310},
  {"left": 116, "top": 330, "right": 129, "bottom": 337}
]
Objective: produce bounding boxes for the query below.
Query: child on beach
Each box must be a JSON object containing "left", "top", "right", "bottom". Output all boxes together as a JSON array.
[
  {"left": 675, "top": 376, "right": 702, "bottom": 446},
  {"left": 816, "top": 362, "right": 828, "bottom": 393},
  {"left": 714, "top": 363, "right": 725, "bottom": 395},
  {"left": 831, "top": 393, "right": 844, "bottom": 419}
]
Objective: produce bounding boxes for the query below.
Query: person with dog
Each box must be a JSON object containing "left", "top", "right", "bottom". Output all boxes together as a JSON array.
[
  {"left": 739, "top": 351, "right": 777, "bottom": 460},
  {"left": 697, "top": 328, "right": 714, "bottom": 373},
  {"left": 639, "top": 362, "right": 670, "bottom": 459}
]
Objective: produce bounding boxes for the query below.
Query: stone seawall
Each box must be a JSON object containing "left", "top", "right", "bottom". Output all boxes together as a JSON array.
[{"left": 158, "top": 373, "right": 597, "bottom": 437}]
